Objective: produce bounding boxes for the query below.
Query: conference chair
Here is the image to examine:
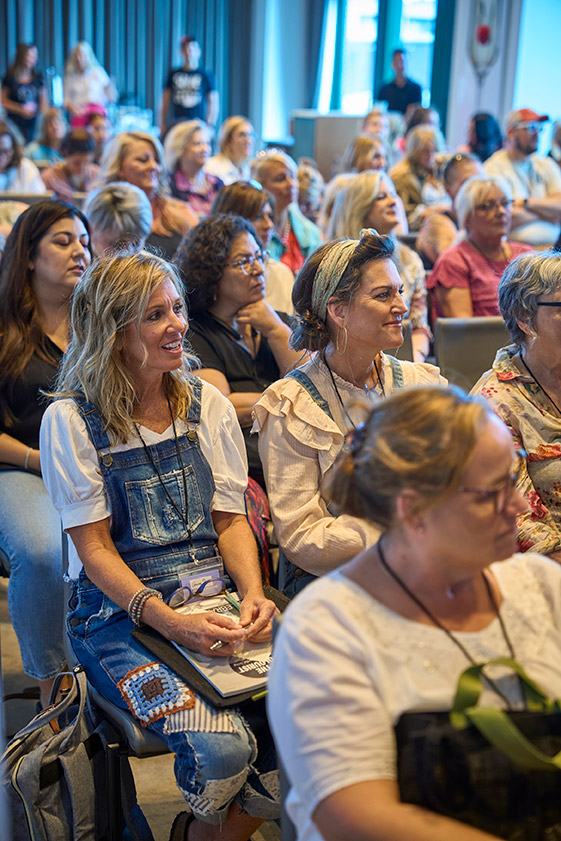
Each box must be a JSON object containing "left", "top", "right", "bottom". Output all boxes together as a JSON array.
[{"left": 434, "top": 316, "right": 511, "bottom": 390}]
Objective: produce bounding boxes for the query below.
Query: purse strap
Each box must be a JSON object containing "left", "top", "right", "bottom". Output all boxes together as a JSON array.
[{"left": 450, "top": 657, "right": 561, "bottom": 772}]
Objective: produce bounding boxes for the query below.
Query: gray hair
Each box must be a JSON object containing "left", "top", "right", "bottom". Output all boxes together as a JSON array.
[
  {"left": 250, "top": 149, "right": 297, "bottom": 184},
  {"left": 98, "top": 131, "right": 169, "bottom": 197},
  {"left": 163, "top": 119, "right": 209, "bottom": 173},
  {"left": 84, "top": 182, "right": 153, "bottom": 241},
  {"left": 405, "top": 125, "right": 445, "bottom": 162},
  {"left": 455, "top": 174, "right": 512, "bottom": 229},
  {"left": 499, "top": 250, "right": 561, "bottom": 347}
]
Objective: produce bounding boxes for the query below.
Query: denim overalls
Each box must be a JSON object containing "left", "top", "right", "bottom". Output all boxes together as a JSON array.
[
  {"left": 66, "top": 381, "right": 279, "bottom": 824},
  {"left": 281, "top": 358, "right": 405, "bottom": 598}
]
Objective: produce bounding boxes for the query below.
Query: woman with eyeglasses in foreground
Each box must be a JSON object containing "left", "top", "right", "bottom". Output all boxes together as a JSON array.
[
  {"left": 40, "top": 249, "right": 279, "bottom": 840},
  {"left": 427, "top": 174, "right": 532, "bottom": 318},
  {"left": 174, "top": 214, "right": 305, "bottom": 485},
  {"left": 472, "top": 250, "right": 561, "bottom": 564},
  {"left": 268, "top": 385, "right": 561, "bottom": 841}
]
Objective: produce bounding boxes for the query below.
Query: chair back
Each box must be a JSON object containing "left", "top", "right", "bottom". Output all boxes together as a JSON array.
[
  {"left": 434, "top": 316, "right": 511, "bottom": 390},
  {"left": 0, "top": 192, "right": 54, "bottom": 205}
]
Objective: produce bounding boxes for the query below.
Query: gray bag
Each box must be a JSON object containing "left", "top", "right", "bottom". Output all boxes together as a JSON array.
[{"left": 2, "top": 666, "right": 153, "bottom": 841}]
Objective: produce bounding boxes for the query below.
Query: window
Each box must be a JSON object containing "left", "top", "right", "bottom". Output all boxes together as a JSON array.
[
  {"left": 340, "top": 0, "right": 379, "bottom": 114},
  {"left": 399, "top": 0, "right": 438, "bottom": 106}
]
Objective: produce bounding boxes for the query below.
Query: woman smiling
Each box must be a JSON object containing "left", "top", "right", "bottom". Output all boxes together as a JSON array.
[{"left": 254, "top": 230, "right": 444, "bottom": 595}]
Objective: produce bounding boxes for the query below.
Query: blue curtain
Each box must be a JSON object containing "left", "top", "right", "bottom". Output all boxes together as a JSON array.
[{"left": 0, "top": 0, "right": 230, "bottom": 119}]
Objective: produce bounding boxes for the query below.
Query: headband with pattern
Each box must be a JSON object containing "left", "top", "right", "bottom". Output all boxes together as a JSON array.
[{"left": 311, "top": 229, "right": 381, "bottom": 322}]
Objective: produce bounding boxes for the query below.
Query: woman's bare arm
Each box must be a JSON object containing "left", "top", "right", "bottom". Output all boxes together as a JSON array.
[{"left": 314, "top": 779, "right": 500, "bottom": 841}]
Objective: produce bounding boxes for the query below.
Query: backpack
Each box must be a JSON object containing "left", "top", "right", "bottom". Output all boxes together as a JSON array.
[{"left": 2, "top": 666, "right": 153, "bottom": 841}]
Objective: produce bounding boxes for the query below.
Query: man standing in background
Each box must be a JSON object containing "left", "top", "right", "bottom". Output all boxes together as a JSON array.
[
  {"left": 377, "top": 48, "right": 422, "bottom": 115},
  {"left": 159, "top": 36, "right": 219, "bottom": 137}
]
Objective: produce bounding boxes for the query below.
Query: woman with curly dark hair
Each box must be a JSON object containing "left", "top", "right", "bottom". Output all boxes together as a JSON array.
[{"left": 174, "top": 214, "right": 304, "bottom": 482}]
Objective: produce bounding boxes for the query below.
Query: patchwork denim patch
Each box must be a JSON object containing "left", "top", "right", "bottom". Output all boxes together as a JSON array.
[{"left": 117, "top": 661, "right": 195, "bottom": 726}]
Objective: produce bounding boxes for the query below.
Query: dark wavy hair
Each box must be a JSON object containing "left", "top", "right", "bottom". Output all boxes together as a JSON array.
[
  {"left": 174, "top": 214, "right": 259, "bottom": 316},
  {"left": 291, "top": 230, "right": 395, "bottom": 352},
  {"left": 469, "top": 113, "right": 503, "bottom": 162},
  {"left": 0, "top": 200, "right": 90, "bottom": 425}
]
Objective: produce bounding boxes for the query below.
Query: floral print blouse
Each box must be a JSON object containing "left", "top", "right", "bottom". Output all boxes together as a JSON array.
[{"left": 472, "top": 345, "right": 561, "bottom": 556}]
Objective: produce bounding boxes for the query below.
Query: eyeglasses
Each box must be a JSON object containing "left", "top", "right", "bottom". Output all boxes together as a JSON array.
[
  {"left": 536, "top": 301, "right": 561, "bottom": 308},
  {"left": 513, "top": 122, "right": 543, "bottom": 133},
  {"left": 474, "top": 198, "right": 513, "bottom": 213},
  {"left": 227, "top": 250, "right": 269, "bottom": 275},
  {"left": 167, "top": 577, "right": 227, "bottom": 610},
  {"left": 458, "top": 449, "right": 526, "bottom": 514}
]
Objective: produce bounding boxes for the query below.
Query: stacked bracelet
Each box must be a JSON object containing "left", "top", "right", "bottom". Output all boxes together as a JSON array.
[{"left": 127, "top": 587, "right": 163, "bottom": 626}]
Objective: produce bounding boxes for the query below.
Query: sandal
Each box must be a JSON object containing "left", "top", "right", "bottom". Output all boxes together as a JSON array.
[{"left": 169, "top": 810, "right": 195, "bottom": 841}]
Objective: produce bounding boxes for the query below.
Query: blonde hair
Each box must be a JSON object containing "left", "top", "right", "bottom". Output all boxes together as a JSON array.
[
  {"left": 84, "top": 182, "right": 153, "bottom": 242},
  {"left": 250, "top": 149, "right": 297, "bottom": 184},
  {"left": 341, "top": 136, "right": 385, "bottom": 173},
  {"left": 65, "top": 42, "right": 100, "bottom": 75},
  {"left": 455, "top": 173, "right": 512, "bottom": 229},
  {"left": 164, "top": 119, "right": 209, "bottom": 173},
  {"left": 327, "top": 170, "right": 389, "bottom": 240},
  {"left": 405, "top": 125, "right": 445, "bottom": 163},
  {"left": 218, "top": 116, "right": 252, "bottom": 155},
  {"left": 53, "top": 250, "right": 198, "bottom": 444},
  {"left": 98, "top": 131, "right": 169, "bottom": 197},
  {"left": 327, "top": 386, "right": 492, "bottom": 528}
]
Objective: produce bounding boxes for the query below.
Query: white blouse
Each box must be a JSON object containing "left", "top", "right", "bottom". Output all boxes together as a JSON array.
[
  {"left": 253, "top": 353, "right": 445, "bottom": 575},
  {"left": 268, "top": 553, "right": 561, "bottom": 841},
  {"left": 40, "top": 381, "right": 248, "bottom": 578}
]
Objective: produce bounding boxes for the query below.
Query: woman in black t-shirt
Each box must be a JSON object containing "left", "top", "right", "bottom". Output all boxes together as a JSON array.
[
  {"left": 0, "top": 200, "right": 91, "bottom": 708},
  {"left": 1, "top": 44, "right": 46, "bottom": 143},
  {"left": 174, "top": 214, "right": 305, "bottom": 484}
]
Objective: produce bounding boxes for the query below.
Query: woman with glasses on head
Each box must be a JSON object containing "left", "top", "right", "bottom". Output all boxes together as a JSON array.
[
  {"left": 40, "top": 249, "right": 279, "bottom": 841},
  {"left": 472, "top": 250, "right": 561, "bottom": 564},
  {"left": 205, "top": 116, "right": 255, "bottom": 186},
  {"left": 211, "top": 180, "right": 295, "bottom": 313},
  {"left": 254, "top": 231, "right": 444, "bottom": 597},
  {"left": 427, "top": 174, "right": 532, "bottom": 318},
  {"left": 174, "top": 214, "right": 305, "bottom": 484},
  {"left": 268, "top": 386, "right": 561, "bottom": 841},
  {"left": 327, "top": 170, "right": 430, "bottom": 363}
]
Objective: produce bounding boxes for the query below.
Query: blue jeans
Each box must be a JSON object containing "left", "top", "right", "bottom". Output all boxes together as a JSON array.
[
  {"left": 68, "top": 576, "right": 280, "bottom": 824},
  {"left": 69, "top": 387, "right": 280, "bottom": 824},
  {"left": 0, "top": 470, "right": 65, "bottom": 680}
]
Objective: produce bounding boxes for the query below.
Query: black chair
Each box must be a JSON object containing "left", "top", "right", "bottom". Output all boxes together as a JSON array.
[
  {"left": 62, "top": 533, "right": 168, "bottom": 841},
  {"left": 434, "top": 316, "right": 511, "bottom": 390}
]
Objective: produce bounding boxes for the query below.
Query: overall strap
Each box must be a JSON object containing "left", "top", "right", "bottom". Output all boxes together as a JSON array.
[
  {"left": 71, "top": 393, "right": 112, "bottom": 452},
  {"left": 285, "top": 369, "right": 334, "bottom": 420},
  {"left": 387, "top": 354, "right": 405, "bottom": 390}
]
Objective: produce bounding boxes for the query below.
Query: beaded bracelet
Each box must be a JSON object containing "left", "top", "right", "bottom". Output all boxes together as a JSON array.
[{"left": 127, "top": 587, "right": 163, "bottom": 626}]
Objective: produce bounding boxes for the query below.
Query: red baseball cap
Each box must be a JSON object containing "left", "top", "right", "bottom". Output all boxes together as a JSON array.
[{"left": 506, "top": 108, "right": 549, "bottom": 128}]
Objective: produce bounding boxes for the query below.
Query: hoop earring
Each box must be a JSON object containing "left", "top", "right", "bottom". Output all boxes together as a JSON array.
[{"left": 336, "top": 326, "right": 348, "bottom": 355}]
